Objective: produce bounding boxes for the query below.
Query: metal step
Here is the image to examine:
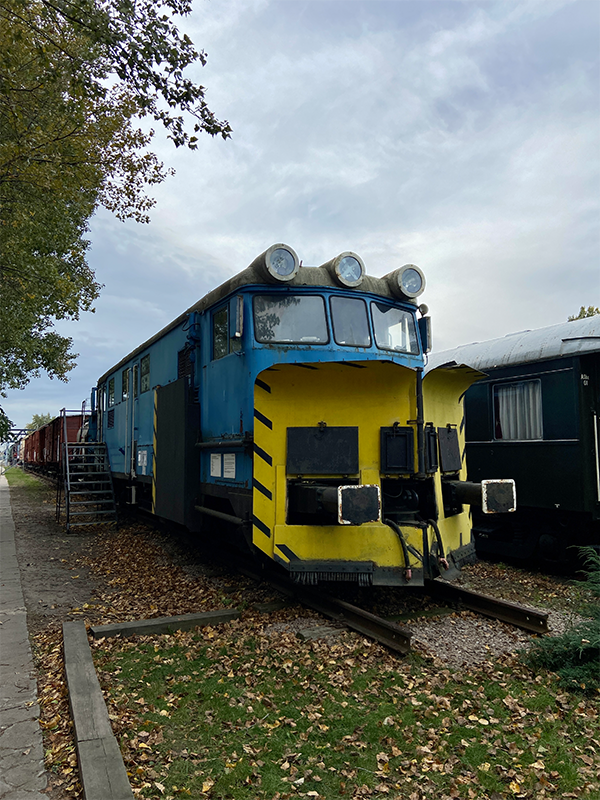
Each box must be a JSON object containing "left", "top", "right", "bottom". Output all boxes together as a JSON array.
[
  {"left": 71, "top": 489, "right": 111, "bottom": 497},
  {"left": 58, "top": 439, "right": 118, "bottom": 531},
  {"left": 68, "top": 509, "right": 117, "bottom": 517},
  {"left": 70, "top": 500, "right": 116, "bottom": 507}
]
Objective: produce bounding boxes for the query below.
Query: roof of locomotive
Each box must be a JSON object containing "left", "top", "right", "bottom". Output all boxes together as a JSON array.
[
  {"left": 97, "top": 260, "right": 418, "bottom": 384},
  {"left": 426, "top": 316, "right": 600, "bottom": 374}
]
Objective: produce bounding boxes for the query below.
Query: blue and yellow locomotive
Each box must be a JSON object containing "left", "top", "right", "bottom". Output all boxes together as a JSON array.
[{"left": 95, "top": 245, "right": 514, "bottom": 586}]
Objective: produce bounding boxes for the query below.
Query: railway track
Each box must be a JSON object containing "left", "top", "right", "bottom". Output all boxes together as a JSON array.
[{"left": 237, "top": 564, "right": 550, "bottom": 656}]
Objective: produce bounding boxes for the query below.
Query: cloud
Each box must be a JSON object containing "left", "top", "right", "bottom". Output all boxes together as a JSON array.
[{"left": 6, "top": 0, "right": 598, "bottom": 427}]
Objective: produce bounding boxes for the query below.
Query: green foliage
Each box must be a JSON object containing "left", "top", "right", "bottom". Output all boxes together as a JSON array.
[
  {"left": 568, "top": 306, "right": 600, "bottom": 321},
  {"left": 524, "top": 547, "right": 600, "bottom": 694},
  {"left": 0, "top": 0, "right": 230, "bottom": 420},
  {"left": 26, "top": 412, "right": 54, "bottom": 431}
]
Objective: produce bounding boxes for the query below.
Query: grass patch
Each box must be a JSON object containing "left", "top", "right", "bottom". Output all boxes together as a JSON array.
[
  {"left": 4, "top": 466, "right": 46, "bottom": 491},
  {"left": 93, "top": 613, "right": 600, "bottom": 799}
]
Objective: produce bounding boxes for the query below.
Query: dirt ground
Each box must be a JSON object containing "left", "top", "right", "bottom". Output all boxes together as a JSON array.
[{"left": 10, "top": 478, "right": 105, "bottom": 637}]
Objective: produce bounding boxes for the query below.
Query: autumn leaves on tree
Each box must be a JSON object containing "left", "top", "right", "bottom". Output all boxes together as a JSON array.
[{"left": 0, "top": 0, "right": 231, "bottom": 436}]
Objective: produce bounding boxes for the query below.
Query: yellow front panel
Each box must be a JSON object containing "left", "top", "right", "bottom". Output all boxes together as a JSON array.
[
  {"left": 422, "top": 364, "right": 487, "bottom": 555},
  {"left": 252, "top": 361, "right": 422, "bottom": 569}
]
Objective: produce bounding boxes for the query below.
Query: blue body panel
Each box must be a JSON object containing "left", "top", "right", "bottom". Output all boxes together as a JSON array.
[{"left": 98, "top": 284, "right": 425, "bottom": 501}]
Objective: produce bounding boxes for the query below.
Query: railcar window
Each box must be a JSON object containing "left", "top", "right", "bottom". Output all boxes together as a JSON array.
[
  {"left": 371, "top": 302, "right": 419, "bottom": 354},
  {"left": 253, "top": 295, "right": 328, "bottom": 343},
  {"left": 140, "top": 355, "right": 150, "bottom": 393},
  {"left": 108, "top": 378, "right": 115, "bottom": 407},
  {"left": 121, "top": 369, "right": 129, "bottom": 401},
  {"left": 213, "top": 307, "right": 228, "bottom": 359},
  {"left": 212, "top": 306, "right": 242, "bottom": 360},
  {"left": 330, "top": 296, "right": 371, "bottom": 347},
  {"left": 494, "top": 380, "right": 542, "bottom": 440},
  {"left": 133, "top": 364, "right": 139, "bottom": 399}
]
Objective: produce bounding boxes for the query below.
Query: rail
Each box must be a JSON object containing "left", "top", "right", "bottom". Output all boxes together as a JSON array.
[{"left": 424, "top": 578, "right": 549, "bottom": 633}]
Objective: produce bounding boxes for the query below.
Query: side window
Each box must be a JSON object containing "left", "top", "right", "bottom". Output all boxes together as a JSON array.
[
  {"left": 213, "top": 307, "right": 228, "bottom": 359},
  {"left": 140, "top": 355, "right": 150, "bottom": 393},
  {"left": 212, "top": 300, "right": 243, "bottom": 360},
  {"left": 494, "top": 380, "right": 542, "bottom": 440},
  {"left": 133, "top": 364, "right": 139, "bottom": 399},
  {"left": 108, "top": 377, "right": 115, "bottom": 407},
  {"left": 121, "top": 368, "right": 129, "bottom": 401}
]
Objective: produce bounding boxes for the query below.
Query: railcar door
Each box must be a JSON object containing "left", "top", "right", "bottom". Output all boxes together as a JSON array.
[
  {"left": 129, "top": 363, "right": 140, "bottom": 479},
  {"left": 121, "top": 365, "right": 139, "bottom": 480}
]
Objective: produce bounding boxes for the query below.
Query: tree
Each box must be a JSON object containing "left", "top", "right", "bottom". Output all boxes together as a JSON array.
[
  {"left": 0, "top": 0, "right": 231, "bottom": 437},
  {"left": 26, "top": 412, "right": 54, "bottom": 431},
  {"left": 568, "top": 306, "right": 600, "bottom": 321}
]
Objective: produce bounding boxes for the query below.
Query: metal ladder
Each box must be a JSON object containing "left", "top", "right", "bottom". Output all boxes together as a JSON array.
[{"left": 58, "top": 441, "right": 118, "bottom": 531}]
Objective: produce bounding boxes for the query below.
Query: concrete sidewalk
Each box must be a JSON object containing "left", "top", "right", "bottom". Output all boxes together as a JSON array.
[{"left": 0, "top": 474, "right": 48, "bottom": 799}]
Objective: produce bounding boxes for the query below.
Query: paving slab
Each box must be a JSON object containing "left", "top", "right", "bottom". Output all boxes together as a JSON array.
[{"left": 0, "top": 475, "right": 48, "bottom": 799}]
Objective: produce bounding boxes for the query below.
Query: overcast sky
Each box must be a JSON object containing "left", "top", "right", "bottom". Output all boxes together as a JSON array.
[{"left": 4, "top": 0, "right": 599, "bottom": 429}]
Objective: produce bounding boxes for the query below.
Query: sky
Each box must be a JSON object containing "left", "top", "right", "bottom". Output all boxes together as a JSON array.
[{"left": 4, "top": 0, "right": 599, "bottom": 429}]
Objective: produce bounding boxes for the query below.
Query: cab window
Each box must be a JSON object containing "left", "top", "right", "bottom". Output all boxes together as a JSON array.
[
  {"left": 108, "top": 377, "right": 115, "bottom": 406},
  {"left": 140, "top": 355, "right": 150, "bottom": 393},
  {"left": 371, "top": 302, "right": 419, "bottom": 354},
  {"left": 330, "top": 296, "right": 371, "bottom": 347},
  {"left": 253, "top": 295, "right": 328, "bottom": 343},
  {"left": 121, "top": 368, "right": 129, "bottom": 401},
  {"left": 212, "top": 305, "right": 242, "bottom": 360}
]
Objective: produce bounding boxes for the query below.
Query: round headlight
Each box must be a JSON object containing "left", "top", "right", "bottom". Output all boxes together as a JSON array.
[
  {"left": 250, "top": 243, "right": 300, "bottom": 283},
  {"left": 269, "top": 247, "right": 297, "bottom": 279},
  {"left": 384, "top": 264, "right": 426, "bottom": 300},
  {"left": 320, "top": 251, "right": 365, "bottom": 288}
]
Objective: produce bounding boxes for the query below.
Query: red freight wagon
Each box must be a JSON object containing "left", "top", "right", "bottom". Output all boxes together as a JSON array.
[{"left": 22, "top": 413, "right": 89, "bottom": 475}]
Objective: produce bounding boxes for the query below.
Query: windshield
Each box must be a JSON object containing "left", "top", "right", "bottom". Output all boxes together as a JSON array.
[
  {"left": 371, "top": 302, "right": 419, "bottom": 354},
  {"left": 254, "top": 295, "right": 329, "bottom": 343},
  {"left": 330, "top": 296, "right": 371, "bottom": 347}
]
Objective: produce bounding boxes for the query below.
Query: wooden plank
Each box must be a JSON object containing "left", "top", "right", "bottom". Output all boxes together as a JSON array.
[
  {"left": 62, "top": 621, "right": 133, "bottom": 799},
  {"left": 77, "top": 738, "right": 133, "bottom": 800},
  {"left": 62, "top": 621, "right": 113, "bottom": 742},
  {"left": 90, "top": 608, "right": 241, "bottom": 639}
]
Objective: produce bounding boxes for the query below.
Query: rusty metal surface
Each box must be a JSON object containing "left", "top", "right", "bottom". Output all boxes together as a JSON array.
[
  {"left": 425, "top": 578, "right": 549, "bottom": 634},
  {"left": 297, "top": 588, "right": 412, "bottom": 654},
  {"left": 237, "top": 564, "right": 412, "bottom": 654}
]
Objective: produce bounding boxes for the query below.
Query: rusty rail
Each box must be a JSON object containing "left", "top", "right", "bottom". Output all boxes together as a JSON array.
[
  {"left": 295, "top": 588, "right": 412, "bottom": 654},
  {"left": 425, "top": 578, "right": 549, "bottom": 634},
  {"left": 237, "top": 565, "right": 412, "bottom": 654}
]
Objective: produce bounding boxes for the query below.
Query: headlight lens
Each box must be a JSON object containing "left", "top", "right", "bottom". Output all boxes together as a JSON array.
[
  {"left": 401, "top": 267, "right": 423, "bottom": 296},
  {"left": 384, "top": 264, "right": 426, "bottom": 300},
  {"left": 336, "top": 255, "right": 364, "bottom": 286},
  {"left": 320, "top": 251, "right": 365, "bottom": 287},
  {"left": 251, "top": 243, "right": 300, "bottom": 283},
  {"left": 269, "top": 247, "right": 297, "bottom": 278}
]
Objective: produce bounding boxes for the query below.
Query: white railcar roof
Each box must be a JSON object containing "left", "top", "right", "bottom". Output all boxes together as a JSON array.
[{"left": 426, "top": 316, "right": 600, "bottom": 373}]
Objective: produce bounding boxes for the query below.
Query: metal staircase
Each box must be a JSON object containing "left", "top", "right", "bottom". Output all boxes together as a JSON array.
[{"left": 56, "top": 440, "right": 118, "bottom": 531}]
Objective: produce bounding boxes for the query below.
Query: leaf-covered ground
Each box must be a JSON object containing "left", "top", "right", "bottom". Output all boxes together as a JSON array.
[
  {"left": 5, "top": 470, "right": 599, "bottom": 800},
  {"left": 92, "top": 614, "right": 599, "bottom": 800}
]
